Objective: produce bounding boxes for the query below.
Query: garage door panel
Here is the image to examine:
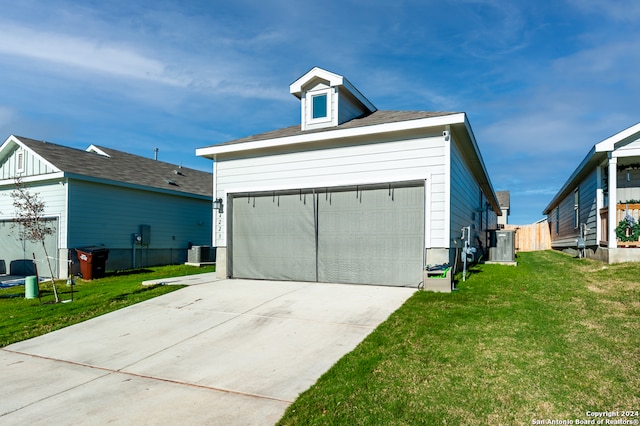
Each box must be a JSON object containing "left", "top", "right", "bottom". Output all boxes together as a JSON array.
[
  {"left": 317, "top": 185, "right": 424, "bottom": 286},
  {"left": 230, "top": 182, "right": 425, "bottom": 287},
  {"left": 0, "top": 219, "right": 59, "bottom": 277},
  {"left": 231, "top": 193, "right": 316, "bottom": 281}
]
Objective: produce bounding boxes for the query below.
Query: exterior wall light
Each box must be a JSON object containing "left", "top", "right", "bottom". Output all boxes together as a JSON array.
[{"left": 213, "top": 198, "right": 224, "bottom": 214}]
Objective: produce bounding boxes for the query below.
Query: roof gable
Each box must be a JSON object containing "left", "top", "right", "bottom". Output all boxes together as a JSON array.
[
  {"left": 0, "top": 135, "right": 60, "bottom": 179},
  {"left": 595, "top": 122, "right": 640, "bottom": 153}
]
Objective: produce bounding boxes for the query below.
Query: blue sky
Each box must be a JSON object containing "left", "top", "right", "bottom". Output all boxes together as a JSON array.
[{"left": 1, "top": 0, "right": 639, "bottom": 224}]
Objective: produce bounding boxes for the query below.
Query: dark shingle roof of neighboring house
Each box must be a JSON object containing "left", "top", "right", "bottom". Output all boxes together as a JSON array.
[
  {"left": 15, "top": 136, "right": 212, "bottom": 198},
  {"left": 496, "top": 190, "right": 510, "bottom": 209},
  {"left": 215, "top": 110, "right": 459, "bottom": 146}
]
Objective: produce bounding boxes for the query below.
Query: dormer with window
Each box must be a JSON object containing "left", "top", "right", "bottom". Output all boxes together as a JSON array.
[{"left": 290, "top": 67, "right": 377, "bottom": 131}]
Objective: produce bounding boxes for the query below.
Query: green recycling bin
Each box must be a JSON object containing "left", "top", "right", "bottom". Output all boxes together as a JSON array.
[{"left": 25, "top": 276, "right": 38, "bottom": 299}]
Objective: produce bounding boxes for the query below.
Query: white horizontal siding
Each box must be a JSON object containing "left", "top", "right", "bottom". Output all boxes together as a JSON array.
[
  {"left": 67, "top": 180, "right": 212, "bottom": 250},
  {"left": 218, "top": 138, "right": 445, "bottom": 188},
  {"left": 216, "top": 133, "right": 448, "bottom": 247}
]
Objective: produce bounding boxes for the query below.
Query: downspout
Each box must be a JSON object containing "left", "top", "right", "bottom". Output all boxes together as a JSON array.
[{"left": 212, "top": 158, "right": 218, "bottom": 248}]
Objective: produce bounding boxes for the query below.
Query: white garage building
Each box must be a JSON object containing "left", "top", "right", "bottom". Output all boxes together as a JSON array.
[{"left": 197, "top": 67, "right": 500, "bottom": 291}]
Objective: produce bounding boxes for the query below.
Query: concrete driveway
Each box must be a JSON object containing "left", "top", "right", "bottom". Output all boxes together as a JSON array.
[{"left": 1, "top": 276, "right": 415, "bottom": 425}]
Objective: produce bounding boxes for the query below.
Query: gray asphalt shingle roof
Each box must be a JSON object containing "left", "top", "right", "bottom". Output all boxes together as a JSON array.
[
  {"left": 213, "top": 110, "right": 458, "bottom": 147},
  {"left": 15, "top": 136, "right": 212, "bottom": 198},
  {"left": 496, "top": 190, "right": 510, "bottom": 209}
]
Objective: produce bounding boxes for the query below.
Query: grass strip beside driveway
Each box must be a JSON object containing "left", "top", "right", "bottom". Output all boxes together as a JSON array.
[
  {"left": 0, "top": 265, "right": 214, "bottom": 348},
  {"left": 278, "top": 251, "right": 639, "bottom": 425}
]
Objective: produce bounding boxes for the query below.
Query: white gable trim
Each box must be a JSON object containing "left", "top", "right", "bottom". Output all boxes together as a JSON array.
[
  {"left": 0, "top": 135, "right": 61, "bottom": 173},
  {"left": 86, "top": 144, "right": 111, "bottom": 157},
  {"left": 595, "top": 122, "right": 640, "bottom": 153},
  {"left": 197, "top": 113, "right": 466, "bottom": 157},
  {"left": 290, "top": 67, "right": 376, "bottom": 114},
  {"left": 290, "top": 67, "right": 344, "bottom": 96}
]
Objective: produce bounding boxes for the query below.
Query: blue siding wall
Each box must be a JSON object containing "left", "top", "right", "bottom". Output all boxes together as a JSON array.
[
  {"left": 549, "top": 168, "right": 598, "bottom": 248},
  {"left": 450, "top": 136, "right": 492, "bottom": 250},
  {"left": 67, "top": 180, "right": 211, "bottom": 269}
]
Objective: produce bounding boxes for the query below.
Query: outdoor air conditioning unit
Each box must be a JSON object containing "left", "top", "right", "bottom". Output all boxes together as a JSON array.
[
  {"left": 488, "top": 230, "right": 516, "bottom": 263},
  {"left": 188, "top": 246, "right": 215, "bottom": 263}
]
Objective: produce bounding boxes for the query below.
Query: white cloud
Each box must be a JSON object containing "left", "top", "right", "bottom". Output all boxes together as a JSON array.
[
  {"left": 0, "top": 24, "right": 190, "bottom": 86},
  {"left": 552, "top": 39, "right": 640, "bottom": 89},
  {"left": 567, "top": 0, "right": 640, "bottom": 21}
]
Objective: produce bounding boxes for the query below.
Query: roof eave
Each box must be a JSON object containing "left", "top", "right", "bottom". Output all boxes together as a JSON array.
[
  {"left": 595, "top": 122, "right": 640, "bottom": 153},
  {"left": 196, "top": 112, "right": 467, "bottom": 159},
  {"left": 542, "top": 146, "right": 603, "bottom": 215},
  {"left": 543, "top": 122, "right": 640, "bottom": 215},
  {"left": 455, "top": 115, "right": 501, "bottom": 215},
  {"left": 64, "top": 172, "right": 213, "bottom": 200}
]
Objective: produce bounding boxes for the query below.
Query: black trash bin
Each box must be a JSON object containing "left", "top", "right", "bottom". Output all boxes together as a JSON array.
[{"left": 75, "top": 247, "right": 109, "bottom": 280}]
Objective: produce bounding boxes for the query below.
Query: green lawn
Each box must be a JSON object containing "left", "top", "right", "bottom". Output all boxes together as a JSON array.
[
  {"left": 278, "top": 251, "right": 640, "bottom": 425},
  {"left": 0, "top": 264, "right": 214, "bottom": 347}
]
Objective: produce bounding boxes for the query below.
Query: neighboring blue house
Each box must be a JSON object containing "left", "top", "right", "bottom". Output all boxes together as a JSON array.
[
  {"left": 544, "top": 122, "right": 640, "bottom": 263},
  {"left": 0, "top": 135, "right": 213, "bottom": 278}
]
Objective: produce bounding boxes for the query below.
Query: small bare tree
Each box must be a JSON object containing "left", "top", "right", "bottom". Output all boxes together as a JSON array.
[{"left": 11, "top": 177, "right": 59, "bottom": 302}]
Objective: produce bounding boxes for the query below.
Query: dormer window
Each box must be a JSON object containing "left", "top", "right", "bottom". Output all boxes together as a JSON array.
[
  {"left": 290, "top": 67, "right": 377, "bottom": 131},
  {"left": 306, "top": 88, "right": 332, "bottom": 125},
  {"left": 312, "top": 93, "right": 328, "bottom": 119}
]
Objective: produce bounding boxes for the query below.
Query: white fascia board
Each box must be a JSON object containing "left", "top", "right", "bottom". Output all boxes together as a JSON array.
[
  {"left": 341, "top": 77, "right": 377, "bottom": 112},
  {"left": 0, "top": 135, "right": 15, "bottom": 154},
  {"left": 595, "top": 122, "right": 640, "bottom": 153},
  {"left": 0, "top": 171, "right": 65, "bottom": 187},
  {"left": 290, "top": 67, "right": 344, "bottom": 97},
  {"left": 613, "top": 147, "right": 640, "bottom": 158},
  {"left": 85, "top": 144, "right": 111, "bottom": 157},
  {"left": 196, "top": 113, "right": 466, "bottom": 158}
]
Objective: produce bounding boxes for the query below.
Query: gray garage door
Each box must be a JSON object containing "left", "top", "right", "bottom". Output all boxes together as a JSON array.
[
  {"left": 230, "top": 182, "right": 425, "bottom": 287},
  {"left": 231, "top": 190, "right": 317, "bottom": 282},
  {"left": 0, "top": 218, "right": 59, "bottom": 277}
]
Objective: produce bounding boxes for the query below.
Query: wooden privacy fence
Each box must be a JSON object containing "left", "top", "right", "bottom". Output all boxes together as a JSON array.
[{"left": 504, "top": 222, "right": 551, "bottom": 252}]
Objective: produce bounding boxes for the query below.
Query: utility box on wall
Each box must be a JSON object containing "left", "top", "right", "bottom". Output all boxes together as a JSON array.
[
  {"left": 488, "top": 229, "right": 516, "bottom": 263},
  {"left": 139, "top": 224, "right": 151, "bottom": 245}
]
